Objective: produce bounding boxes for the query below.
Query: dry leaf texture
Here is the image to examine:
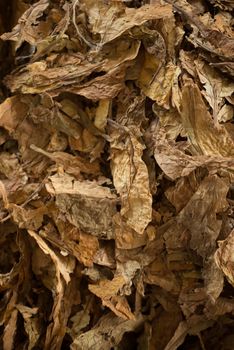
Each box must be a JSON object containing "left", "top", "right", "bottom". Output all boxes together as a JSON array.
[{"left": 0, "top": 0, "right": 234, "bottom": 349}]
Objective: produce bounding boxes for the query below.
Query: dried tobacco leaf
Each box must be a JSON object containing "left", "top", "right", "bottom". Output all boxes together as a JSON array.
[
  {"left": 164, "top": 316, "right": 214, "bottom": 350},
  {"left": 110, "top": 127, "right": 152, "bottom": 234},
  {"left": 5, "top": 41, "right": 140, "bottom": 96},
  {"left": 71, "top": 313, "right": 145, "bottom": 350},
  {"left": 181, "top": 82, "right": 234, "bottom": 157},
  {"left": 46, "top": 173, "right": 117, "bottom": 239},
  {"left": 0, "top": 0, "right": 234, "bottom": 348},
  {"left": 215, "top": 229, "right": 234, "bottom": 287},
  {"left": 177, "top": 175, "right": 229, "bottom": 258},
  {"left": 138, "top": 59, "right": 181, "bottom": 109},
  {"left": 154, "top": 126, "right": 234, "bottom": 181},
  {"left": 0, "top": 0, "right": 50, "bottom": 49},
  {"left": 80, "top": 0, "right": 172, "bottom": 45},
  {"left": 16, "top": 305, "right": 40, "bottom": 350},
  {"left": 28, "top": 229, "right": 76, "bottom": 349}
]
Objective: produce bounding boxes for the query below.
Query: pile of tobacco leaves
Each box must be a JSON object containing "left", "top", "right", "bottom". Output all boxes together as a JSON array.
[{"left": 0, "top": 0, "right": 234, "bottom": 349}]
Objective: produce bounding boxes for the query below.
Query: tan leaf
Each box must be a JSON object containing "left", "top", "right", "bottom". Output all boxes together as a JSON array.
[
  {"left": 3, "top": 308, "right": 18, "bottom": 350},
  {"left": 89, "top": 275, "right": 126, "bottom": 300},
  {"left": 103, "top": 296, "right": 135, "bottom": 320},
  {"left": 80, "top": 0, "right": 172, "bottom": 45},
  {"left": 10, "top": 205, "right": 46, "bottom": 231},
  {"left": 5, "top": 40, "right": 140, "bottom": 96},
  {"left": 68, "top": 305, "right": 91, "bottom": 340},
  {"left": 181, "top": 82, "right": 234, "bottom": 156},
  {"left": 28, "top": 229, "right": 75, "bottom": 289},
  {"left": 177, "top": 175, "right": 229, "bottom": 258},
  {"left": 30, "top": 144, "right": 100, "bottom": 176},
  {"left": 0, "top": 96, "right": 50, "bottom": 166},
  {"left": 215, "top": 229, "right": 234, "bottom": 287},
  {"left": 154, "top": 126, "right": 234, "bottom": 181},
  {"left": 16, "top": 305, "right": 40, "bottom": 350},
  {"left": 1, "top": 0, "right": 49, "bottom": 49},
  {"left": 110, "top": 128, "right": 152, "bottom": 234},
  {"left": 46, "top": 173, "right": 117, "bottom": 239},
  {"left": 94, "top": 99, "right": 110, "bottom": 131},
  {"left": 138, "top": 56, "right": 181, "bottom": 109},
  {"left": 71, "top": 313, "right": 144, "bottom": 350},
  {"left": 194, "top": 58, "right": 234, "bottom": 124}
]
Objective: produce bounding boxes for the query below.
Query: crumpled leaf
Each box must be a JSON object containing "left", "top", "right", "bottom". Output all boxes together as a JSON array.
[
  {"left": 177, "top": 175, "right": 229, "bottom": 258},
  {"left": 181, "top": 82, "right": 234, "bottom": 156},
  {"left": 1, "top": 0, "right": 234, "bottom": 347},
  {"left": 3, "top": 308, "right": 18, "bottom": 350},
  {"left": 114, "top": 213, "right": 150, "bottom": 249},
  {"left": 0, "top": 96, "right": 50, "bottom": 172},
  {"left": 28, "top": 229, "right": 75, "bottom": 349},
  {"left": 215, "top": 229, "right": 234, "bottom": 287},
  {"left": 154, "top": 126, "right": 234, "bottom": 181},
  {"left": 30, "top": 144, "right": 100, "bottom": 177},
  {"left": 4, "top": 40, "right": 140, "bottom": 96},
  {"left": 165, "top": 315, "right": 214, "bottom": 350},
  {"left": 170, "top": 0, "right": 234, "bottom": 68},
  {"left": 46, "top": 173, "right": 117, "bottom": 239},
  {"left": 71, "top": 312, "right": 145, "bottom": 350},
  {"left": 194, "top": 59, "right": 234, "bottom": 124},
  {"left": 110, "top": 126, "right": 152, "bottom": 234},
  {"left": 138, "top": 57, "right": 181, "bottom": 109},
  {"left": 46, "top": 213, "right": 99, "bottom": 267},
  {"left": 205, "top": 297, "right": 234, "bottom": 319},
  {"left": 10, "top": 204, "right": 46, "bottom": 231},
  {"left": 80, "top": 0, "right": 172, "bottom": 45},
  {"left": 144, "top": 257, "right": 180, "bottom": 294},
  {"left": 89, "top": 260, "right": 140, "bottom": 319},
  {"left": 0, "top": 260, "right": 22, "bottom": 292},
  {"left": 16, "top": 305, "right": 40, "bottom": 350},
  {"left": 68, "top": 303, "right": 91, "bottom": 340},
  {"left": 0, "top": 0, "right": 49, "bottom": 49},
  {"left": 28, "top": 229, "right": 74, "bottom": 288},
  {"left": 152, "top": 106, "right": 184, "bottom": 140},
  {"left": 203, "top": 256, "right": 224, "bottom": 302},
  {"left": 103, "top": 295, "right": 135, "bottom": 320}
]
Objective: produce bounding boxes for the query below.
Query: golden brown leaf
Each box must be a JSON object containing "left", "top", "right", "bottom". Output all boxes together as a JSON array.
[
  {"left": 110, "top": 128, "right": 152, "bottom": 234},
  {"left": 215, "top": 229, "right": 234, "bottom": 287},
  {"left": 46, "top": 173, "right": 117, "bottom": 239}
]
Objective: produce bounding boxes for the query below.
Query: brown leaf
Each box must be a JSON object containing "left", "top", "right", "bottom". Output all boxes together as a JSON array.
[
  {"left": 16, "top": 305, "right": 40, "bottom": 350},
  {"left": 46, "top": 173, "right": 117, "bottom": 239},
  {"left": 138, "top": 59, "right": 181, "bottom": 109},
  {"left": 0, "top": 0, "right": 49, "bottom": 49},
  {"left": 10, "top": 204, "right": 46, "bottom": 231},
  {"left": 181, "top": 82, "right": 234, "bottom": 156},
  {"left": 154, "top": 126, "right": 234, "bottom": 181},
  {"left": 178, "top": 175, "right": 229, "bottom": 258},
  {"left": 103, "top": 296, "right": 135, "bottom": 320},
  {"left": 89, "top": 275, "right": 126, "bottom": 300},
  {"left": 28, "top": 229, "right": 75, "bottom": 288},
  {"left": 215, "top": 229, "right": 234, "bottom": 287},
  {"left": 110, "top": 127, "right": 152, "bottom": 234},
  {"left": 4, "top": 41, "right": 140, "bottom": 96},
  {"left": 80, "top": 1, "right": 172, "bottom": 45},
  {"left": 1, "top": 0, "right": 234, "bottom": 347},
  {"left": 3, "top": 308, "right": 18, "bottom": 350},
  {"left": 28, "top": 229, "right": 76, "bottom": 349},
  {"left": 71, "top": 313, "right": 145, "bottom": 350},
  {"left": 0, "top": 96, "right": 50, "bottom": 170},
  {"left": 30, "top": 144, "right": 100, "bottom": 176},
  {"left": 149, "top": 307, "right": 182, "bottom": 350},
  {"left": 165, "top": 315, "right": 214, "bottom": 350}
]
